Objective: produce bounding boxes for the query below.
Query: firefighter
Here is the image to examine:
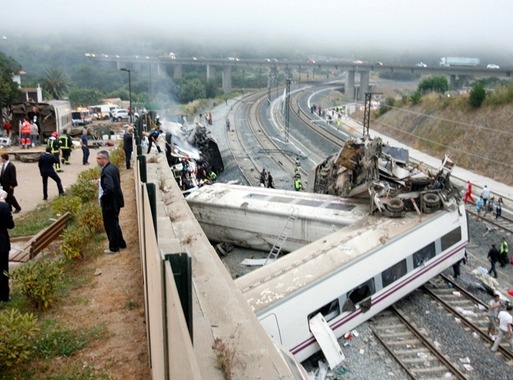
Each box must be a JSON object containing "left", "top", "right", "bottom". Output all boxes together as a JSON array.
[
  {"left": 47, "top": 131, "right": 62, "bottom": 172},
  {"left": 59, "top": 129, "right": 73, "bottom": 165},
  {"left": 293, "top": 172, "right": 303, "bottom": 191},
  {"left": 294, "top": 177, "right": 303, "bottom": 191},
  {"left": 500, "top": 238, "right": 509, "bottom": 267}
]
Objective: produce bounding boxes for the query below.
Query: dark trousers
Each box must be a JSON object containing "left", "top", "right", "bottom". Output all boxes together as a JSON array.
[
  {"left": 452, "top": 260, "right": 461, "bottom": 279},
  {"left": 82, "top": 146, "right": 90, "bottom": 164},
  {"left": 0, "top": 250, "right": 9, "bottom": 301},
  {"left": 500, "top": 254, "right": 509, "bottom": 267},
  {"left": 42, "top": 172, "right": 64, "bottom": 200},
  {"left": 102, "top": 208, "right": 126, "bottom": 252},
  {"left": 52, "top": 152, "right": 61, "bottom": 171},
  {"left": 147, "top": 140, "right": 161, "bottom": 154},
  {"left": 4, "top": 187, "right": 21, "bottom": 211},
  {"left": 124, "top": 149, "right": 132, "bottom": 169},
  {"left": 489, "top": 260, "right": 498, "bottom": 278},
  {"left": 61, "top": 149, "right": 71, "bottom": 164}
]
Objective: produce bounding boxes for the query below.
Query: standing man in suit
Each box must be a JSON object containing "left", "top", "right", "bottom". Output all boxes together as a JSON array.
[
  {"left": 38, "top": 147, "right": 65, "bottom": 200},
  {"left": 0, "top": 190, "right": 14, "bottom": 302},
  {"left": 0, "top": 153, "right": 22, "bottom": 213},
  {"left": 123, "top": 127, "right": 133, "bottom": 169},
  {"left": 97, "top": 150, "right": 126, "bottom": 254}
]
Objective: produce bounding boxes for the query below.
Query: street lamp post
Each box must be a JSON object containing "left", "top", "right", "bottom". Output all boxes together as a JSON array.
[{"left": 119, "top": 68, "right": 132, "bottom": 123}]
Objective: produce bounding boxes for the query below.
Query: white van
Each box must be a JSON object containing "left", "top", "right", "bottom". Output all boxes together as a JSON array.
[{"left": 90, "top": 104, "right": 119, "bottom": 120}]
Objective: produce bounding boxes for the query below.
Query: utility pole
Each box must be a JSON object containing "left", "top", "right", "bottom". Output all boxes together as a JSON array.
[
  {"left": 285, "top": 77, "right": 291, "bottom": 142},
  {"left": 363, "top": 92, "right": 382, "bottom": 138}
]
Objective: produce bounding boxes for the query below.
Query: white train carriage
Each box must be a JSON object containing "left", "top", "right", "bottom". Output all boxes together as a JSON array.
[
  {"left": 235, "top": 201, "right": 468, "bottom": 363},
  {"left": 186, "top": 183, "right": 369, "bottom": 252}
]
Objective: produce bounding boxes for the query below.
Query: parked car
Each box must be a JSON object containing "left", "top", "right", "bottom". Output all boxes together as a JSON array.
[
  {"left": 111, "top": 108, "right": 130, "bottom": 122},
  {"left": 486, "top": 64, "right": 500, "bottom": 69}
]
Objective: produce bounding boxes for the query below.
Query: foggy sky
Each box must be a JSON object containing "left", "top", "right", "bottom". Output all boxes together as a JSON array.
[{"left": 3, "top": 0, "right": 513, "bottom": 59}]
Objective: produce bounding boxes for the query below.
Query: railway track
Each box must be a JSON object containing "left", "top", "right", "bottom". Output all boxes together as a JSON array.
[
  {"left": 371, "top": 306, "right": 469, "bottom": 379},
  {"left": 465, "top": 204, "right": 513, "bottom": 238},
  {"left": 422, "top": 274, "right": 513, "bottom": 362}
]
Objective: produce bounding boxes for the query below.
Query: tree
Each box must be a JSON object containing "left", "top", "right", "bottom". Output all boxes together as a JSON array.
[
  {"left": 205, "top": 79, "right": 219, "bottom": 98},
  {"left": 40, "top": 68, "right": 69, "bottom": 100},
  {"left": 417, "top": 76, "right": 449, "bottom": 94},
  {"left": 179, "top": 79, "right": 206, "bottom": 103},
  {"left": 379, "top": 97, "right": 395, "bottom": 116},
  {"left": 468, "top": 82, "right": 486, "bottom": 108},
  {"left": 0, "top": 51, "right": 22, "bottom": 124},
  {"left": 68, "top": 89, "right": 104, "bottom": 108}
]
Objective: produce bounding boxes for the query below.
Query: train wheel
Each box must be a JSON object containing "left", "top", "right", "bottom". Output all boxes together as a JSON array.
[
  {"left": 386, "top": 198, "right": 404, "bottom": 213},
  {"left": 423, "top": 193, "right": 440, "bottom": 207}
]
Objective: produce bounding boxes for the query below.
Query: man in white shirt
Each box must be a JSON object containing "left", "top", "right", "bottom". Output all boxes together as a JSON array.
[
  {"left": 481, "top": 185, "right": 491, "bottom": 207},
  {"left": 491, "top": 305, "right": 513, "bottom": 352}
]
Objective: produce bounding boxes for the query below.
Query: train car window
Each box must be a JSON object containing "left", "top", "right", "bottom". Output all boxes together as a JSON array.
[
  {"left": 343, "top": 279, "right": 375, "bottom": 312},
  {"left": 413, "top": 242, "right": 436, "bottom": 268},
  {"left": 441, "top": 227, "right": 462, "bottom": 251},
  {"left": 308, "top": 299, "right": 340, "bottom": 322},
  {"left": 381, "top": 259, "right": 407, "bottom": 288}
]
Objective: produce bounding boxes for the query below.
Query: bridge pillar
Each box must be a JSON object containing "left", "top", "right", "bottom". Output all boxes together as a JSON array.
[
  {"left": 346, "top": 70, "right": 355, "bottom": 99},
  {"left": 222, "top": 65, "right": 232, "bottom": 93},
  {"left": 449, "top": 74, "right": 468, "bottom": 90},
  {"left": 207, "top": 65, "right": 216, "bottom": 82},
  {"left": 449, "top": 74, "right": 457, "bottom": 89},
  {"left": 360, "top": 71, "right": 370, "bottom": 100},
  {"left": 173, "top": 63, "right": 183, "bottom": 80}
]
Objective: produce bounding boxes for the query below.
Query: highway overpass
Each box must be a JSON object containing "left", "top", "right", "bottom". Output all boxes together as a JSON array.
[{"left": 86, "top": 54, "right": 513, "bottom": 99}]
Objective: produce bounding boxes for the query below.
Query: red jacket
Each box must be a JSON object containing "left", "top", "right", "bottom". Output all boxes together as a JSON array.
[{"left": 21, "top": 120, "right": 31, "bottom": 135}]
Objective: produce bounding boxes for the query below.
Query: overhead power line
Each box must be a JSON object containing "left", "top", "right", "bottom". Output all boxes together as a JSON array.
[
  {"left": 374, "top": 119, "right": 513, "bottom": 170},
  {"left": 385, "top": 105, "right": 513, "bottom": 137}
]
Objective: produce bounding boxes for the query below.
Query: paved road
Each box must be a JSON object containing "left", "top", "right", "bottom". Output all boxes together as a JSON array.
[{"left": 2, "top": 145, "right": 104, "bottom": 218}]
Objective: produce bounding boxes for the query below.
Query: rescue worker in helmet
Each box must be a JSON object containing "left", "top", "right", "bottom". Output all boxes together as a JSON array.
[
  {"left": 59, "top": 129, "right": 73, "bottom": 165},
  {"left": 293, "top": 172, "right": 303, "bottom": 191},
  {"left": 47, "top": 131, "right": 62, "bottom": 172}
]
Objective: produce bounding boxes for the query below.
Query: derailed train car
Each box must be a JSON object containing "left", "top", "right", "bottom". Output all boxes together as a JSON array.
[
  {"left": 9, "top": 100, "right": 73, "bottom": 141},
  {"left": 233, "top": 136, "right": 468, "bottom": 363}
]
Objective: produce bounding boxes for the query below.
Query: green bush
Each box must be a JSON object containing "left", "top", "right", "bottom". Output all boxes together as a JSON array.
[
  {"left": 52, "top": 195, "right": 82, "bottom": 216},
  {"left": 418, "top": 76, "right": 449, "bottom": 94},
  {"left": 61, "top": 225, "right": 90, "bottom": 260},
  {"left": 78, "top": 167, "right": 101, "bottom": 181},
  {"left": 68, "top": 177, "right": 99, "bottom": 203},
  {"left": 109, "top": 147, "right": 125, "bottom": 168},
  {"left": 468, "top": 83, "right": 486, "bottom": 108},
  {"left": 410, "top": 91, "right": 422, "bottom": 105},
  {"left": 0, "top": 308, "right": 39, "bottom": 368},
  {"left": 10, "top": 259, "right": 64, "bottom": 309},
  {"left": 76, "top": 202, "right": 103, "bottom": 233}
]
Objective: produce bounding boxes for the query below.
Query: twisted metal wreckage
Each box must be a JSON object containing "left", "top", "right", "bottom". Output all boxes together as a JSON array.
[{"left": 308, "top": 136, "right": 461, "bottom": 216}]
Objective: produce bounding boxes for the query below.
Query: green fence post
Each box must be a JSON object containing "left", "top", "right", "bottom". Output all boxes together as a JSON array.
[
  {"left": 146, "top": 182, "right": 157, "bottom": 236},
  {"left": 138, "top": 155, "right": 147, "bottom": 183}
]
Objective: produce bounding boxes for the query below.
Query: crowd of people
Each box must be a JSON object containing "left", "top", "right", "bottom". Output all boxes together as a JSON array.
[
  {"left": 0, "top": 122, "right": 132, "bottom": 301},
  {"left": 465, "top": 181, "right": 504, "bottom": 219}
]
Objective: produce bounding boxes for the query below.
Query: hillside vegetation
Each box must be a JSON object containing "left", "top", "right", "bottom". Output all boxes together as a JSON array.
[{"left": 372, "top": 91, "right": 513, "bottom": 186}]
